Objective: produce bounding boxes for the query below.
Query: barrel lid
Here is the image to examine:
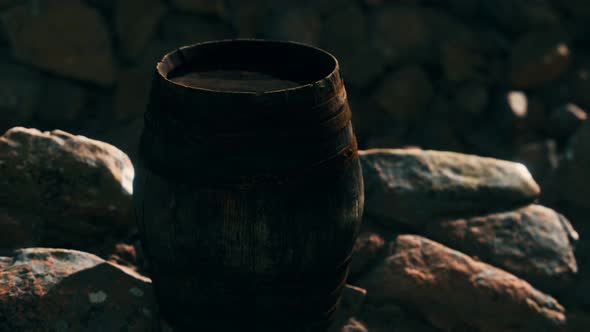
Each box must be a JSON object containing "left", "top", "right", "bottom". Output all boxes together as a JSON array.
[{"left": 149, "top": 39, "right": 345, "bottom": 120}]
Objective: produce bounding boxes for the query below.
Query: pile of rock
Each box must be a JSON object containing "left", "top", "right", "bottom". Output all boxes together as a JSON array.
[{"left": 0, "top": 127, "right": 588, "bottom": 331}]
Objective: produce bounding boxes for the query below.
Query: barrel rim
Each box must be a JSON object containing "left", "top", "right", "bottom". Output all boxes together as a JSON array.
[{"left": 156, "top": 39, "right": 342, "bottom": 95}]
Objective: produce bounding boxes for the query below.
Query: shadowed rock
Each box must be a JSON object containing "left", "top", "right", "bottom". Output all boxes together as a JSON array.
[
  {"left": 358, "top": 235, "right": 566, "bottom": 332},
  {"left": 424, "top": 204, "right": 579, "bottom": 292},
  {"left": 0, "top": 248, "right": 155, "bottom": 331}
]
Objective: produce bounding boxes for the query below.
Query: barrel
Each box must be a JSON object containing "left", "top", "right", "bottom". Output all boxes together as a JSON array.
[{"left": 133, "top": 39, "right": 364, "bottom": 331}]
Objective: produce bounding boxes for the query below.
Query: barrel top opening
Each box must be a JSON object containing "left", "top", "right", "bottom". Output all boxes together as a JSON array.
[{"left": 158, "top": 39, "right": 340, "bottom": 94}]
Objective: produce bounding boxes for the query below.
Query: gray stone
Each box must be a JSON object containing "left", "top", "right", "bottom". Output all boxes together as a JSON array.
[
  {"left": 359, "top": 149, "right": 540, "bottom": 226},
  {"left": 358, "top": 235, "right": 566, "bottom": 332},
  {"left": 424, "top": 204, "right": 578, "bottom": 292}
]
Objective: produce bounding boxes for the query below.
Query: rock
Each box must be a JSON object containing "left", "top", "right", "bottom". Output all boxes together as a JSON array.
[
  {"left": 374, "top": 66, "right": 433, "bottom": 121},
  {"left": 371, "top": 6, "right": 434, "bottom": 65},
  {"left": 115, "top": 0, "right": 167, "bottom": 59},
  {"left": 553, "top": 119, "right": 590, "bottom": 209},
  {"left": 159, "top": 12, "right": 233, "bottom": 48},
  {"left": 171, "top": 0, "right": 224, "bottom": 16},
  {"left": 36, "top": 76, "right": 88, "bottom": 129},
  {"left": 1, "top": 0, "right": 115, "bottom": 86},
  {"left": 0, "top": 248, "right": 155, "bottom": 331},
  {"left": 359, "top": 149, "right": 540, "bottom": 227},
  {"left": 0, "top": 127, "right": 135, "bottom": 249},
  {"left": 115, "top": 66, "right": 153, "bottom": 121},
  {"left": 509, "top": 30, "right": 570, "bottom": 88},
  {"left": 514, "top": 140, "right": 559, "bottom": 187},
  {"left": 264, "top": 7, "right": 321, "bottom": 45},
  {"left": 358, "top": 235, "right": 566, "bottom": 332},
  {"left": 0, "top": 61, "right": 42, "bottom": 131},
  {"left": 349, "top": 230, "right": 386, "bottom": 281},
  {"left": 424, "top": 204, "right": 578, "bottom": 292},
  {"left": 546, "top": 103, "right": 588, "bottom": 140}
]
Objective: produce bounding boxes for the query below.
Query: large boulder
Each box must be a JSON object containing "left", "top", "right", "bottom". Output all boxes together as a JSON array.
[
  {"left": 424, "top": 204, "right": 579, "bottom": 292},
  {"left": 0, "top": 248, "right": 155, "bottom": 331},
  {"left": 0, "top": 127, "right": 135, "bottom": 249},
  {"left": 0, "top": 0, "right": 115, "bottom": 86},
  {"left": 360, "top": 149, "right": 540, "bottom": 227},
  {"left": 358, "top": 235, "right": 566, "bottom": 332}
]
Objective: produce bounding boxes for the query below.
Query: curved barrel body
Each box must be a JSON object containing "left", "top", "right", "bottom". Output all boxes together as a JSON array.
[{"left": 133, "top": 40, "right": 364, "bottom": 331}]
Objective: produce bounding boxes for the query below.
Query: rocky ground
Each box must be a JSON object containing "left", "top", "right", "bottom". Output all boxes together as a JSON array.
[
  {"left": 1, "top": 0, "right": 590, "bottom": 331},
  {"left": 0, "top": 126, "right": 589, "bottom": 331}
]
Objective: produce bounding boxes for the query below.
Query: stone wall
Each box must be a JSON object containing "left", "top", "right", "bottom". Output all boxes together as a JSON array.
[{"left": 1, "top": 0, "right": 587, "bottom": 157}]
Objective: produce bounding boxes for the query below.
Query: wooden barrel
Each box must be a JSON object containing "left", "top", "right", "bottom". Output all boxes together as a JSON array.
[{"left": 133, "top": 40, "right": 364, "bottom": 331}]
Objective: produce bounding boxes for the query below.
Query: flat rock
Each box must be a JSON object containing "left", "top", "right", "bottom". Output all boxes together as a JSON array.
[
  {"left": 424, "top": 204, "right": 578, "bottom": 292},
  {"left": 0, "top": 248, "right": 155, "bottom": 331},
  {"left": 0, "top": 127, "right": 135, "bottom": 249},
  {"left": 509, "top": 30, "right": 570, "bottom": 88},
  {"left": 1, "top": 0, "right": 115, "bottom": 86},
  {"left": 358, "top": 235, "right": 566, "bottom": 332},
  {"left": 115, "top": 0, "right": 167, "bottom": 59},
  {"left": 359, "top": 149, "right": 540, "bottom": 227}
]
